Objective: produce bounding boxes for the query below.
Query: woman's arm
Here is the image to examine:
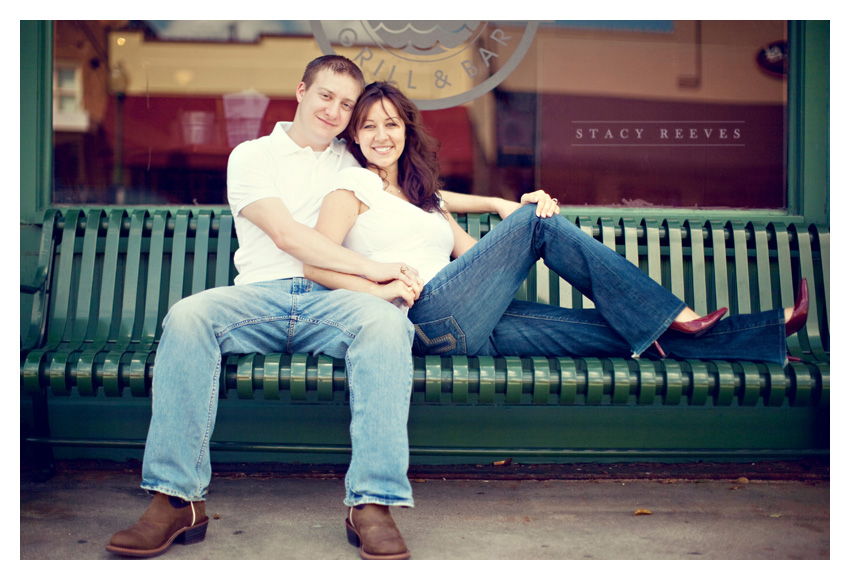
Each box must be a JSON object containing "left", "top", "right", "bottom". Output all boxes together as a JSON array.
[
  {"left": 303, "top": 190, "right": 423, "bottom": 307},
  {"left": 439, "top": 189, "right": 560, "bottom": 219},
  {"left": 438, "top": 190, "right": 515, "bottom": 217}
]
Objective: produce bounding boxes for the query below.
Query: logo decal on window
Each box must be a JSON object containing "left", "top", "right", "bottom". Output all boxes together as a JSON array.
[{"left": 311, "top": 21, "right": 538, "bottom": 111}]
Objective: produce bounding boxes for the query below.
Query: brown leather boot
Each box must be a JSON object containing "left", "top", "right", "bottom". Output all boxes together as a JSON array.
[
  {"left": 106, "top": 493, "right": 209, "bottom": 557},
  {"left": 345, "top": 504, "right": 410, "bottom": 560}
]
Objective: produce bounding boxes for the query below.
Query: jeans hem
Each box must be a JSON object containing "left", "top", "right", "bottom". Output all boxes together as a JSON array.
[
  {"left": 631, "top": 304, "right": 686, "bottom": 357},
  {"left": 345, "top": 497, "right": 415, "bottom": 508},
  {"left": 141, "top": 482, "right": 206, "bottom": 503}
]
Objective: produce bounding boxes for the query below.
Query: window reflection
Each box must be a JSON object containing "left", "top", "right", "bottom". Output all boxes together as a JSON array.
[{"left": 52, "top": 20, "right": 787, "bottom": 209}]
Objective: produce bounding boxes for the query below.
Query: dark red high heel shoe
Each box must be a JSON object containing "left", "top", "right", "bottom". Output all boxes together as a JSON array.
[
  {"left": 785, "top": 278, "right": 809, "bottom": 337},
  {"left": 668, "top": 308, "right": 727, "bottom": 337}
]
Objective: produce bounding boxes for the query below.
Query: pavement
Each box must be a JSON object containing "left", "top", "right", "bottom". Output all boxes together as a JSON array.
[{"left": 20, "top": 459, "right": 830, "bottom": 561}]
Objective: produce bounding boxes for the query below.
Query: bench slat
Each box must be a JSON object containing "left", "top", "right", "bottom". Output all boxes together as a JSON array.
[
  {"left": 686, "top": 219, "right": 709, "bottom": 314},
  {"left": 708, "top": 221, "right": 730, "bottom": 313},
  {"left": 215, "top": 211, "right": 234, "bottom": 289},
  {"left": 685, "top": 359, "right": 710, "bottom": 406},
  {"left": 729, "top": 221, "right": 752, "bottom": 314},
  {"left": 168, "top": 210, "right": 190, "bottom": 308},
  {"left": 644, "top": 218, "right": 662, "bottom": 286},
  {"left": 577, "top": 217, "right": 595, "bottom": 309},
  {"left": 751, "top": 222, "right": 774, "bottom": 312},
  {"left": 792, "top": 223, "right": 827, "bottom": 361},
  {"left": 191, "top": 211, "right": 212, "bottom": 296},
  {"left": 665, "top": 219, "right": 685, "bottom": 302},
  {"left": 817, "top": 224, "right": 830, "bottom": 324}
]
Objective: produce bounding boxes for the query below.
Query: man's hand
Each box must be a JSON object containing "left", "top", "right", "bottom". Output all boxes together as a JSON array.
[{"left": 363, "top": 261, "right": 424, "bottom": 289}]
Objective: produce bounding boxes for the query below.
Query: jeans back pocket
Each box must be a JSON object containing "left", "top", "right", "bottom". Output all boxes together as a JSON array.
[{"left": 412, "top": 317, "right": 466, "bottom": 356}]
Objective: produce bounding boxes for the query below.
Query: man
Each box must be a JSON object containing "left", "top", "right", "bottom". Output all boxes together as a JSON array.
[{"left": 107, "top": 56, "right": 422, "bottom": 560}]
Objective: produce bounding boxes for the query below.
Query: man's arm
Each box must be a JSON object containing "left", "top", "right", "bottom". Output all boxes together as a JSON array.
[
  {"left": 240, "top": 197, "right": 418, "bottom": 285},
  {"left": 302, "top": 189, "right": 424, "bottom": 307}
]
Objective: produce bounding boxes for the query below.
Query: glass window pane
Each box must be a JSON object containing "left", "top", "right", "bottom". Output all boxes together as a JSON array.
[
  {"left": 52, "top": 20, "right": 788, "bottom": 209},
  {"left": 58, "top": 94, "right": 78, "bottom": 112},
  {"left": 57, "top": 67, "right": 77, "bottom": 88}
]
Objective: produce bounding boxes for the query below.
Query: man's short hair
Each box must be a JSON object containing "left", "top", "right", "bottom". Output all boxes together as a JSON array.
[{"left": 302, "top": 55, "right": 365, "bottom": 93}]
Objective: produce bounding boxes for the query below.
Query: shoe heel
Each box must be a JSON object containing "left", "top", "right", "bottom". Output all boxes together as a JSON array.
[
  {"left": 346, "top": 521, "right": 361, "bottom": 548},
  {"left": 176, "top": 520, "right": 208, "bottom": 546}
]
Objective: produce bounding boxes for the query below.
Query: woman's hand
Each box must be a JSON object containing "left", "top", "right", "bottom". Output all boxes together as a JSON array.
[
  {"left": 519, "top": 190, "right": 560, "bottom": 218},
  {"left": 494, "top": 190, "right": 560, "bottom": 219},
  {"left": 374, "top": 278, "right": 423, "bottom": 308}
]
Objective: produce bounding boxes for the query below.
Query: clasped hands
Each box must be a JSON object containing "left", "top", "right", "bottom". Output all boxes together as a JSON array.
[{"left": 366, "top": 262, "right": 425, "bottom": 308}]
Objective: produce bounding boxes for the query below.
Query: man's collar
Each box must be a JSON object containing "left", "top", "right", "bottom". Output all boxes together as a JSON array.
[{"left": 271, "top": 122, "right": 347, "bottom": 157}]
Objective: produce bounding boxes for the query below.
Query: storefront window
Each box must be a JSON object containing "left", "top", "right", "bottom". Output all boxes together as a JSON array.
[{"left": 52, "top": 20, "right": 788, "bottom": 209}]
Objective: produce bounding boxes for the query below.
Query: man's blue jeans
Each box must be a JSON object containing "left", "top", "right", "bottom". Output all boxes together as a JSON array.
[
  {"left": 410, "top": 205, "right": 786, "bottom": 364},
  {"left": 141, "top": 278, "right": 415, "bottom": 507}
]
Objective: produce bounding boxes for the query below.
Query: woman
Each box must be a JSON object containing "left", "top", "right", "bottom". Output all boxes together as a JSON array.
[{"left": 304, "top": 82, "right": 808, "bottom": 364}]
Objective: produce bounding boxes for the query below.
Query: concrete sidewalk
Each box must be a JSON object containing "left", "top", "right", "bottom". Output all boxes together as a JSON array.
[{"left": 21, "top": 461, "right": 829, "bottom": 560}]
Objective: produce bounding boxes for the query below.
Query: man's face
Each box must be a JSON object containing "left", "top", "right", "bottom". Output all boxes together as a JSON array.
[{"left": 291, "top": 68, "right": 362, "bottom": 149}]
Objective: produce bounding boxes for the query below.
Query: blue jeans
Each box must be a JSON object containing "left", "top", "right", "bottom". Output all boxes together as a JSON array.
[
  {"left": 410, "top": 205, "right": 787, "bottom": 364},
  {"left": 141, "top": 278, "right": 415, "bottom": 507}
]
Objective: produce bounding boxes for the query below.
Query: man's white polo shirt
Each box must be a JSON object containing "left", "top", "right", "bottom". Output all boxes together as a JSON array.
[{"left": 227, "top": 122, "right": 359, "bottom": 285}]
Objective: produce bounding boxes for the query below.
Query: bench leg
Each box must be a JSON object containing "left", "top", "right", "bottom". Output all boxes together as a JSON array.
[{"left": 23, "top": 390, "right": 56, "bottom": 481}]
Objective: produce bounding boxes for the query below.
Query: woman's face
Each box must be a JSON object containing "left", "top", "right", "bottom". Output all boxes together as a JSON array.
[{"left": 355, "top": 98, "right": 406, "bottom": 172}]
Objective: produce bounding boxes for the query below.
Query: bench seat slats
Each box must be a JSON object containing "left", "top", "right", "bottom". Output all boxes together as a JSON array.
[
  {"left": 75, "top": 210, "right": 125, "bottom": 396},
  {"left": 48, "top": 210, "right": 102, "bottom": 396},
  {"left": 22, "top": 210, "right": 83, "bottom": 394}
]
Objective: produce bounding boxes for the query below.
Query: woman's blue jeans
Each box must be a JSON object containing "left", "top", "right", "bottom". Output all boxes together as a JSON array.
[
  {"left": 141, "top": 278, "right": 415, "bottom": 507},
  {"left": 410, "top": 205, "right": 786, "bottom": 364}
]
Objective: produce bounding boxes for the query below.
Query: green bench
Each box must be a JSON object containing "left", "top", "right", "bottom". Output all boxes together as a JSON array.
[{"left": 20, "top": 207, "right": 830, "bottom": 471}]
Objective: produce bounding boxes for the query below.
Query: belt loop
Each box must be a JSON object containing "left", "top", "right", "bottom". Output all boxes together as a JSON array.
[{"left": 292, "top": 277, "right": 312, "bottom": 294}]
